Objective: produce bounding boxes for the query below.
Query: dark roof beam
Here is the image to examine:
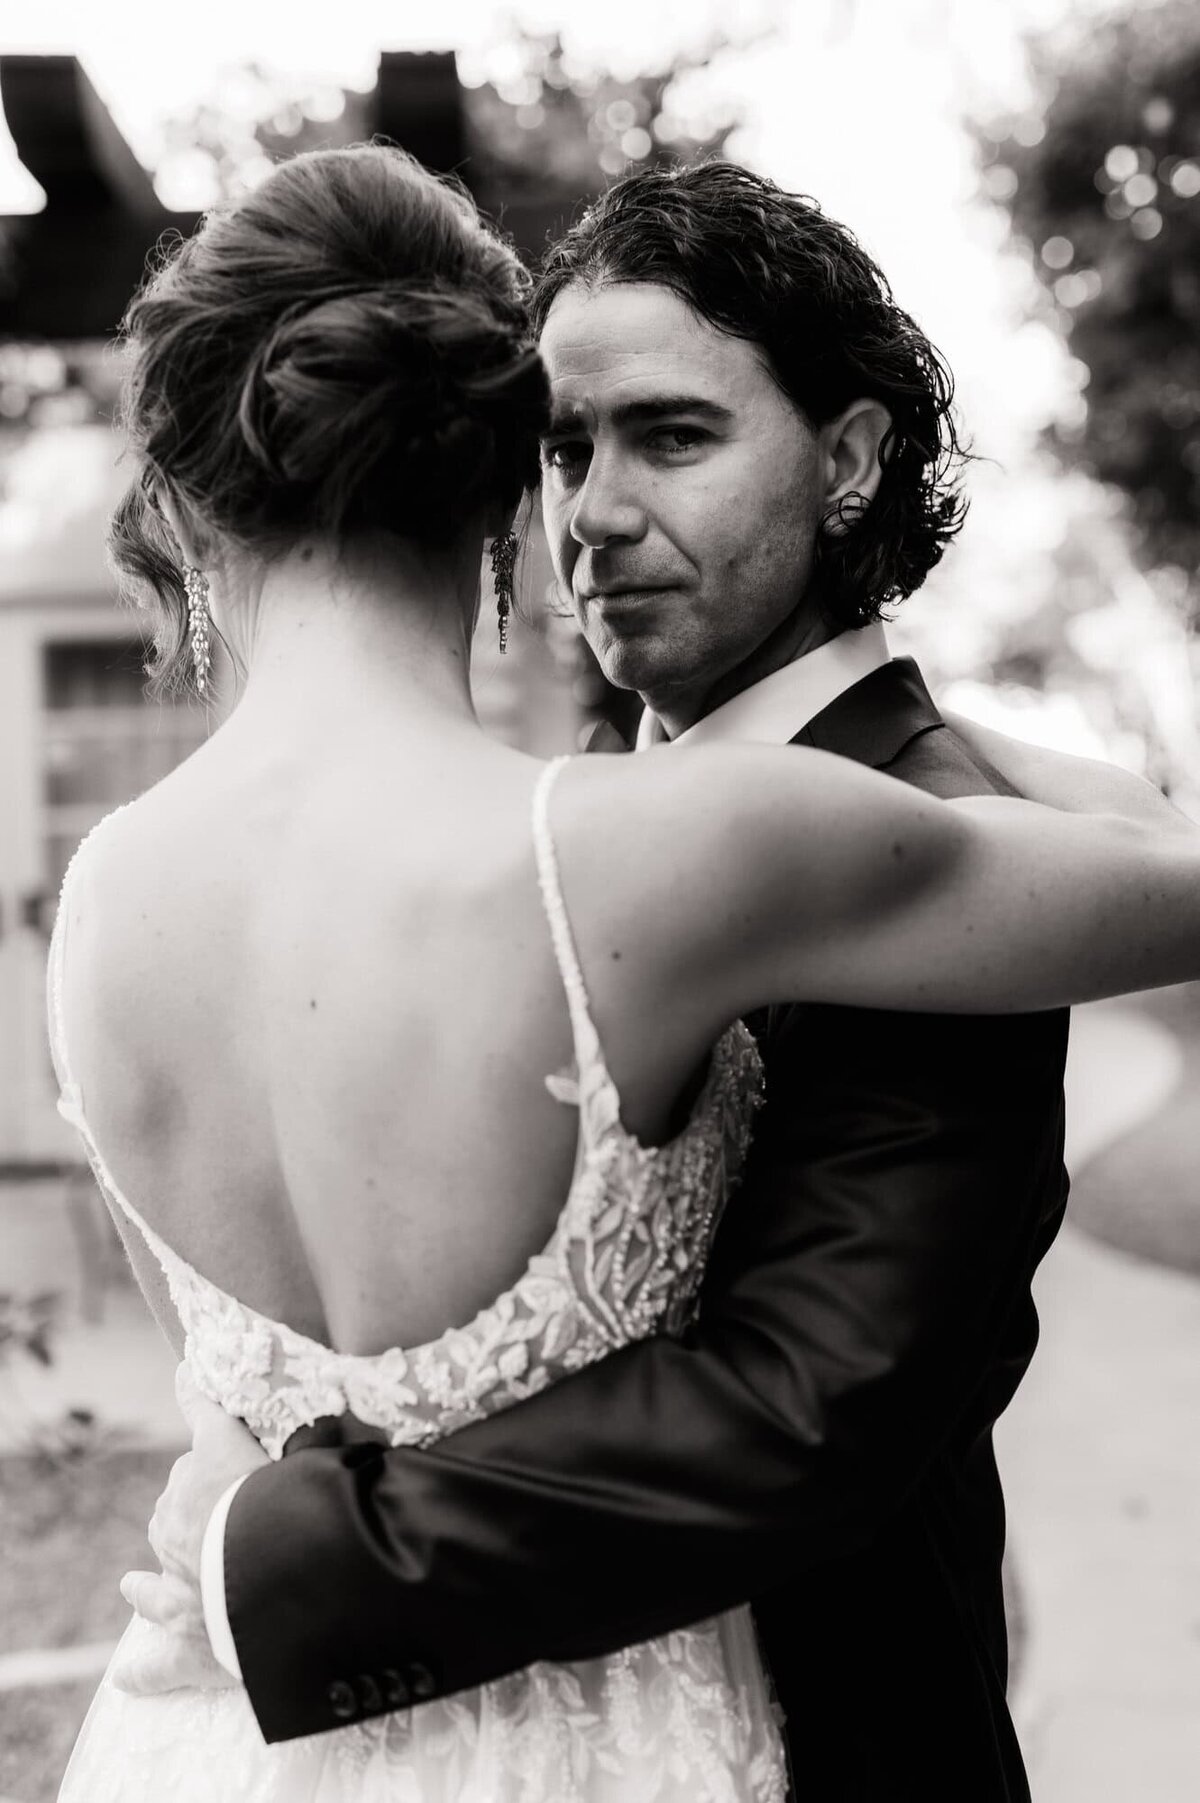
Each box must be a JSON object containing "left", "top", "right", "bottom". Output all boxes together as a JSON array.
[{"left": 1, "top": 55, "right": 160, "bottom": 219}]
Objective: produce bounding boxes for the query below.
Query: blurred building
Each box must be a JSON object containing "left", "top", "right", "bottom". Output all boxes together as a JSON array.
[
  {"left": 0, "top": 52, "right": 579, "bottom": 1163},
  {"left": 0, "top": 424, "right": 202, "bottom": 1158}
]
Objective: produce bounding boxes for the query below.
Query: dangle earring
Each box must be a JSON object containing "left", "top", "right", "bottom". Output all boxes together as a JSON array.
[
  {"left": 490, "top": 530, "right": 517, "bottom": 655},
  {"left": 183, "top": 564, "right": 212, "bottom": 697}
]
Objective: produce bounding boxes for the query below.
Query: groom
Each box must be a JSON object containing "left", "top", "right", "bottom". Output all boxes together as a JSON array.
[{"left": 135, "top": 164, "right": 1069, "bottom": 1802}]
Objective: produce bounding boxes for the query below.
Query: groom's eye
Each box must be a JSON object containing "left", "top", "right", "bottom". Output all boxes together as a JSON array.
[{"left": 647, "top": 426, "right": 708, "bottom": 456}]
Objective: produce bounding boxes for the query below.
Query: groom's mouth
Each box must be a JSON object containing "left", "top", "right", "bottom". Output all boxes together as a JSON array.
[{"left": 582, "top": 586, "right": 673, "bottom": 614}]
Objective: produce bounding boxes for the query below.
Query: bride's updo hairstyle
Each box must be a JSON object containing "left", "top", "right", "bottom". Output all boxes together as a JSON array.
[{"left": 110, "top": 144, "right": 548, "bottom": 692}]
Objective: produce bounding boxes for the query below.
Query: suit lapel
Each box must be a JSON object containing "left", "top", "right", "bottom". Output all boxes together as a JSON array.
[{"left": 796, "top": 656, "right": 943, "bottom": 769}]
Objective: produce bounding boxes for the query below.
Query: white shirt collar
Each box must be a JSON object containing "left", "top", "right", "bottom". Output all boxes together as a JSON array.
[{"left": 634, "top": 624, "right": 892, "bottom": 750}]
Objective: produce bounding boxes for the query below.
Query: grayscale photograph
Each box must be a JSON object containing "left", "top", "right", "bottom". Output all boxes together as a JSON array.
[{"left": 0, "top": 2, "right": 1198, "bottom": 1799}]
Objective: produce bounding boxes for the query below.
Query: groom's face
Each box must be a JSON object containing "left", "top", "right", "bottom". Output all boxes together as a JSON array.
[{"left": 538, "top": 280, "right": 830, "bottom": 717}]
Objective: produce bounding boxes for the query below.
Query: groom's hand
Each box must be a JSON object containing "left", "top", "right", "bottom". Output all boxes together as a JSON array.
[{"left": 113, "top": 1365, "right": 268, "bottom": 1696}]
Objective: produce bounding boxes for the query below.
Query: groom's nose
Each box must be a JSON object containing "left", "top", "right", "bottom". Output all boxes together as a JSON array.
[{"left": 569, "top": 449, "right": 647, "bottom": 549}]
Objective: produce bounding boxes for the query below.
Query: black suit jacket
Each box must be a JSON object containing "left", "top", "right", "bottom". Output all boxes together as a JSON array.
[{"left": 225, "top": 658, "right": 1069, "bottom": 1802}]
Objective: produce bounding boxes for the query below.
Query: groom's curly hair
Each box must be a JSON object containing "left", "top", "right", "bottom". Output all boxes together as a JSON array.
[{"left": 532, "top": 162, "right": 969, "bottom": 629}]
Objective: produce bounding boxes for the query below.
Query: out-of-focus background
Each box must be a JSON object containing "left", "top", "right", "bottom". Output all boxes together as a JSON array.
[{"left": 0, "top": 2, "right": 1197, "bottom": 1798}]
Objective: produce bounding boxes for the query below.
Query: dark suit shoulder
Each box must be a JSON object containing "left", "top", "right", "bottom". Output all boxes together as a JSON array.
[{"left": 882, "top": 719, "right": 1021, "bottom": 802}]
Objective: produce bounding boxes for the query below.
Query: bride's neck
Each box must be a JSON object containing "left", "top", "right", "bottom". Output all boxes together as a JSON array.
[{"left": 223, "top": 533, "right": 481, "bottom": 732}]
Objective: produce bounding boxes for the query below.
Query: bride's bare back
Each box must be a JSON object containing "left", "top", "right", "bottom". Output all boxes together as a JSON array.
[{"left": 60, "top": 731, "right": 635, "bottom": 1359}]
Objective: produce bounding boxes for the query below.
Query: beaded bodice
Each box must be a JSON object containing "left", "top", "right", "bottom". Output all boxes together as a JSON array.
[{"left": 47, "top": 757, "right": 765, "bottom": 1460}]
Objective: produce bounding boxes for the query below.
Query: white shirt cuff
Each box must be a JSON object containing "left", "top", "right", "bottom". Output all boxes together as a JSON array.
[{"left": 200, "top": 1475, "right": 250, "bottom": 1680}]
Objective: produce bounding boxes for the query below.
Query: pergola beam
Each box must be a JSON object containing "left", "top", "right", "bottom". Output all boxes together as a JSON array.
[{"left": 1, "top": 55, "right": 161, "bottom": 217}]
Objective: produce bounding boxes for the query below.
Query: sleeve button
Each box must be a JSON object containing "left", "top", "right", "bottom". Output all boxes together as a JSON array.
[
  {"left": 327, "top": 1679, "right": 358, "bottom": 1720},
  {"left": 405, "top": 1660, "right": 437, "bottom": 1702},
  {"left": 355, "top": 1673, "right": 384, "bottom": 1713},
  {"left": 380, "top": 1666, "right": 410, "bottom": 1708}
]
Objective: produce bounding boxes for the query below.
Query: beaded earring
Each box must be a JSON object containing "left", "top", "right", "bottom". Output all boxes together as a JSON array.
[
  {"left": 183, "top": 564, "right": 212, "bottom": 697},
  {"left": 490, "top": 531, "right": 517, "bottom": 655}
]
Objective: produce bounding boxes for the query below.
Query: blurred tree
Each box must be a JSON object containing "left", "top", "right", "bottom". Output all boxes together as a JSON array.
[
  {"left": 464, "top": 29, "right": 740, "bottom": 206},
  {"left": 151, "top": 33, "right": 744, "bottom": 260},
  {"left": 977, "top": 0, "right": 1200, "bottom": 600},
  {"left": 153, "top": 63, "right": 370, "bottom": 210},
  {"left": 0, "top": 1290, "right": 58, "bottom": 1368}
]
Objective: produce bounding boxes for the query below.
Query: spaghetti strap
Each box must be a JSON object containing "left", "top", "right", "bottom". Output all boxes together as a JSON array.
[{"left": 531, "top": 756, "right": 607, "bottom": 1092}]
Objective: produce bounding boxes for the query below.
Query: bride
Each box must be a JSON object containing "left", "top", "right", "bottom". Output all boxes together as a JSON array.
[{"left": 52, "top": 143, "right": 1200, "bottom": 1801}]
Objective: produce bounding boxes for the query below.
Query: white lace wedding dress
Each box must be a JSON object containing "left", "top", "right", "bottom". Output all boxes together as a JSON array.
[{"left": 51, "top": 757, "right": 788, "bottom": 1803}]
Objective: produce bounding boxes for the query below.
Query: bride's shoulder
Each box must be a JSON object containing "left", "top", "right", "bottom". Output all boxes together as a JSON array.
[
  {"left": 538, "top": 743, "right": 827, "bottom": 959},
  {"left": 62, "top": 771, "right": 188, "bottom": 897},
  {"left": 57, "top": 795, "right": 154, "bottom": 922},
  {"left": 547, "top": 741, "right": 961, "bottom": 1000},
  {"left": 553, "top": 739, "right": 907, "bottom": 873},
  {"left": 56, "top": 757, "right": 228, "bottom": 979}
]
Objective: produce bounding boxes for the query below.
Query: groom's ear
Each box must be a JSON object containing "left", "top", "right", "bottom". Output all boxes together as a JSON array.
[{"left": 819, "top": 399, "right": 893, "bottom": 531}]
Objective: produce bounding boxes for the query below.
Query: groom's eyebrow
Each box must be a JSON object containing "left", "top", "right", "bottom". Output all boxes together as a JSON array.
[{"left": 542, "top": 395, "right": 735, "bottom": 436}]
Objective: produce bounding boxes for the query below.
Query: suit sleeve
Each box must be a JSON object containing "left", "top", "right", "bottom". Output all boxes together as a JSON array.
[{"left": 225, "top": 1005, "right": 1068, "bottom": 1744}]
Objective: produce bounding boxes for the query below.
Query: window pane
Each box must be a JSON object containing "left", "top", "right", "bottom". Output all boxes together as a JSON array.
[{"left": 43, "top": 638, "right": 149, "bottom": 710}]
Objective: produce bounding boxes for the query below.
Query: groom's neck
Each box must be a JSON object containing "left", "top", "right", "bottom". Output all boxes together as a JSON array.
[{"left": 644, "top": 607, "right": 838, "bottom": 741}]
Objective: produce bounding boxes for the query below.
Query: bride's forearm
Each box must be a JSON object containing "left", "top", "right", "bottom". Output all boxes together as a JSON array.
[
  {"left": 944, "top": 711, "right": 1193, "bottom": 834},
  {"left": 938, "top": 798, "right": 1200, "bottom": 1008},
  {"left": 783, "top": 793, "right": 1200, "bottom": 1016},
  {"left": 660, "top": 741, "right": 1199, "bottom": 1026}
]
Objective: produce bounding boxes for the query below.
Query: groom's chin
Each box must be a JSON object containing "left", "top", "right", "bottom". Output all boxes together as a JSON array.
[{"left": 592, "top": 629, "right": 677, "bottom": 698}]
